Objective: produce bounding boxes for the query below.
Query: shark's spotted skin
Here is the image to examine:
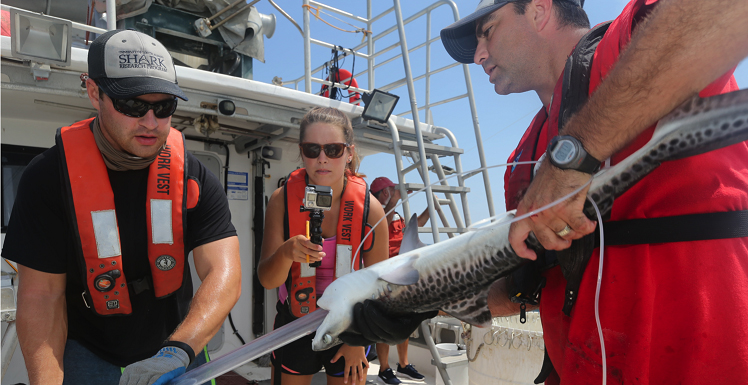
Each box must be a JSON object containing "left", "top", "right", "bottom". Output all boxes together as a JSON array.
[
  {"left": 312, "top": 89, "right": 748, "bottom": 352},
  {"left": 381, "top": 231, "right": 524, "bottom": 326}
]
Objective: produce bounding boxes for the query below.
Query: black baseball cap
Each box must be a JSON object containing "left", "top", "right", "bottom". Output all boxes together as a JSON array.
[
  {"left": 440, "top": 0, "right": 582, "bottom": 64},
  {"left": 88, "top": 30, "right": 188, "bottom": 101}
]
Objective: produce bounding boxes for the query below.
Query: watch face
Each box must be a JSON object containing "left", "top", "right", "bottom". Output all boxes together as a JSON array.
[{"left": 553, "top": 140, "right": 577, "bottom": 164}]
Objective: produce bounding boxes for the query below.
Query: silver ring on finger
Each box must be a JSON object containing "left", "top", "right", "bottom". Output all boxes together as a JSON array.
[{"left": 555, "top": 224, "right": 572, "bottom": 237}]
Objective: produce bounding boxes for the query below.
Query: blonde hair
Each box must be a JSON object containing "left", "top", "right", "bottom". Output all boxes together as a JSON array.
[{"left": 299, "top": 107, "right": 365, "bottom": 178}]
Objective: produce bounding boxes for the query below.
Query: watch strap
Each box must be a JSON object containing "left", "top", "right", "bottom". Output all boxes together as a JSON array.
[{"left": 576, "top": 148, "right": 601, "bottom": 174}]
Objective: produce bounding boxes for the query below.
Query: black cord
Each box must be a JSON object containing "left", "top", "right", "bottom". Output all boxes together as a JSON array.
[
  {"left": 228, "top": 313, "right": 246, "bottom": 345},
  {"left": 345, "top": 48, "right": 356, "bottom": 101},
  {"left": 322, "top": 46, "right": 358, "bottom": 101},
  {"left": 331, "top": 48, "right": 341, "bottom": 100},
  {"left": 340, "top": 47, "right": 353, "bottom": 92},
  {"left": 361, "top": 223, "right": 374, "bottom": 253}
]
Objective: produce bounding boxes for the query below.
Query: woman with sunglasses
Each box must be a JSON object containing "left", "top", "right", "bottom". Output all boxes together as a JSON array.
[{"left": 259, "top": 107, "right": 390, "bottom": 385}]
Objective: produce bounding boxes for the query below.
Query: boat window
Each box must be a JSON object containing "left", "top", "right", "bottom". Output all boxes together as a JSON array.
[{"left": 1, "top": 144, "right": 48, "bottom": 232}]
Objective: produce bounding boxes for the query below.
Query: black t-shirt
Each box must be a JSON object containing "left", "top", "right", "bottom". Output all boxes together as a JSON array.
[{"left": 1, "top": 144, "right": 237, "bottom": 366}]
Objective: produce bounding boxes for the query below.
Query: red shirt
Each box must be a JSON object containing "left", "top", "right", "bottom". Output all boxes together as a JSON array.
[{"left": 505, "top": 0, "right": 748, "bottom": 383}]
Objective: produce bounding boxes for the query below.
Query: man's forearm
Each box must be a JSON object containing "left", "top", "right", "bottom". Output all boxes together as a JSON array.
[
  {"left": 169, "top": 237, "right": 241, "bottom": 353},
  {"left": 565, "top": 0, "right": 748, "bottom": 160},
  {"left": 16, "top": 270, "right": 67, "bottom": 385}
]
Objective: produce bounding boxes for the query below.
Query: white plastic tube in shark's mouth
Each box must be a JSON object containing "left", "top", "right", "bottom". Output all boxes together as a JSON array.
[{"left": 168, "top": 310, "right": 328, "bottom": 385}]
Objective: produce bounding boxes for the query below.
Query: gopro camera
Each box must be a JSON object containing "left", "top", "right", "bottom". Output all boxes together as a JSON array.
[{"left": 304, "top": 185, "right": 333, "bottom": 211}]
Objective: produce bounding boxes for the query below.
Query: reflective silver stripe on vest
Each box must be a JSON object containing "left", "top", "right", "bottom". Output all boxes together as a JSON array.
[
  {"left": 91, "top": 210, "right": 121, "bottom": 258},
  {"left": 150, "top": 199, "right": 174, "bottom": 245},
  {"left": 300, "top": 261, "right": 316, "bottom": 278},
  {"left": 335, "top": 244, "right": 353, "bottom": 279}
]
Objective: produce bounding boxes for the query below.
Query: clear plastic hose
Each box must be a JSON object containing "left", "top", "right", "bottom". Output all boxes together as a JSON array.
[{"left": 168, "top": 310, "right": 328, "bottom": 385}]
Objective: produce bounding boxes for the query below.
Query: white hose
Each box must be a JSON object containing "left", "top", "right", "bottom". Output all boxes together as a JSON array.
[{"left": 588, "top": 197, "right": 607, "bottom": 385}]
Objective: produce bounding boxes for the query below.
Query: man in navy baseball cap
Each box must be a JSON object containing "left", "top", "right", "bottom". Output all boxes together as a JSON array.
[{"left": 440, "top": 0, "right": 583, "bottom": 64}]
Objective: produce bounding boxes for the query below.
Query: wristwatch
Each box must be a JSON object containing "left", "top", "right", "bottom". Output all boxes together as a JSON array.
[{"left": 546, "top": 135, "right": 601, "bottom": 174}]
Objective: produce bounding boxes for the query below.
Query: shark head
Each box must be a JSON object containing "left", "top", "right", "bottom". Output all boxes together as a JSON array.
[
  {"left": 311, "top": 267, "right": 385, "bottom": 351},
  {"left": 310, "top": 307, "right": 348, "bottom": 351},
  {"left": 311, "top": 215, "right": 429, "bottom": 351}
]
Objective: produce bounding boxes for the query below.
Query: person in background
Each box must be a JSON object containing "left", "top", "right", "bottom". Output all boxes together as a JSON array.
[
  {"left": 369, "top": 177, "right": 430, "bottom": 384},
  {"left": 2, "top": 29, "right": 241, "bottom": 385},
  {"left": 258, "top": 107, "right": 390, "bottom": 385}
]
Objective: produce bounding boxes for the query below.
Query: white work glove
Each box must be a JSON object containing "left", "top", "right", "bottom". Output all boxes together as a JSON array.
[{"left": 119, "top": 346, "right": 191, "bottom": 385}]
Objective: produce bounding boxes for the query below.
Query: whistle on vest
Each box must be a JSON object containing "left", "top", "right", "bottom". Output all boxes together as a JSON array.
[
  {"left": 94, "top": 269, "right": 122, "bottom": 292},
  {"left": 91, "top": 269, "right": 123, "bottom": 310},
  {"left": 295, "top": 287, "right": 314, "bottom": 314}
]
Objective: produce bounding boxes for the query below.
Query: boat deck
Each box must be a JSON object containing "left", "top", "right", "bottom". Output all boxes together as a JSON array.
[
  {"left": 214, "top": 345, "right": 452, "bottom": 385},
  {"left": 216, "top": 359, "right": 438, "bottom": 385}
]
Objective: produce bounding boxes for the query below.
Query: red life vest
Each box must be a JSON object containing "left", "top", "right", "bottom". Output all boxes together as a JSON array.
[
  {"left": 57, "top": 118, "right": 190, "bottom": 316},
  {"left": 387, "top": 213, "right": 405, "bottom": 258},
  {"left": 283, "top": 168, "right": 370, "bottom": 317},
  {"left": 504, "top": 108, "right": 549, "bottom": 210}
]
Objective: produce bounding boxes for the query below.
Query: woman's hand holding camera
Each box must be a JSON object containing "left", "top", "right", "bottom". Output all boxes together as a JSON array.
[{"left": 284, "top": 234, "right": 325, "bottom": 263}]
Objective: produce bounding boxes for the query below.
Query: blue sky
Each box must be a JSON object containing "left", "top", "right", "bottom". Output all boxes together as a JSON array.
[{"left": 251, "top": 1, "right": 748, "bottom": 233}]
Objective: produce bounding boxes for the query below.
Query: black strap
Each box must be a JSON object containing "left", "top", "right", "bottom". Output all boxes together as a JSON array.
[
  {"left": 603, "top": 210, "right": 748, "bottom": 246},
  {"left": 534, "top": 349, "right": 555, "bottom": 384},
  {"left": 162, "top": 340, "right": 195, "bottom": 366},
  {"left": 554, "top": 21, "right": 611, "bottom": 318},
  {"left": 274, "top": 348, "right": 283, "bottom": 385},
  {"left": 558, "top": 21, "right": 612, "bottom": 132},
  {"left": 128, "top": 276, "right": 152, "bottom": 295},
  {"left": 360, "top": 180, "right": 371, "bottom": 269}
]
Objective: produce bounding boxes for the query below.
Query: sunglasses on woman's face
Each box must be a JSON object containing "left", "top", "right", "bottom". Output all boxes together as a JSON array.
[
  {"left": 299, "top": 142, "right": 350, "bottom": 159},
  {"left": 109, "top": 96, "right": 179, "bottom": 119}
]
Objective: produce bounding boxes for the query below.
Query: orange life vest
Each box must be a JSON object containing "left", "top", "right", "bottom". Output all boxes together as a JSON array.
[
  {"left": 283, "top": 168, "right": 370, "bottom": 317},
  {"left": 56, "top": 118, "right": 189, "bottom": 316}
]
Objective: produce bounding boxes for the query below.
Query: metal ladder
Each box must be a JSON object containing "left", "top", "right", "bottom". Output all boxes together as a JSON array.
[{"left": 286, "top": 0, "right": 497, "bottom": 243}]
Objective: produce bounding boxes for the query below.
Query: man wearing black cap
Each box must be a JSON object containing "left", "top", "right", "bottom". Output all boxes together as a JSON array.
[
  {"left": 2, "top": 30, "right": 241, "bottom": 385},
  {"left": 340, "top": 0, "right": 748, "bottom": 384}
]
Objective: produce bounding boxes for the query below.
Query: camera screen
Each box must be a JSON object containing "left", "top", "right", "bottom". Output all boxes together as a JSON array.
[{"left": 316, "top": 195, "right": 332, "bottom": 207}]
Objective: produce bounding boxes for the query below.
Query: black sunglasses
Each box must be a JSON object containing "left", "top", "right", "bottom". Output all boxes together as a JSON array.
[
  {"left": 299, "top": 142, "right": 350, "bottom": 159},
  {"left": 109, "top": 96, "right": 178, "bottom": 119}
]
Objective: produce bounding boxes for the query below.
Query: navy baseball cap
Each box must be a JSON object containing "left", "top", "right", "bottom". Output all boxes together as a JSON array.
[
  {"left": 441, "top": 0, "right": 582, "bottom": 64},
  {"left": 88, "top": 30, "right": 188, "bottom": 101}
]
